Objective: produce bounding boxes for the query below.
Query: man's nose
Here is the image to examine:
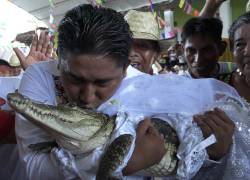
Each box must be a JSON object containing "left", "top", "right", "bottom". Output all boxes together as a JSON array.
[
  {"left": 194, "top": 52, "right": 202, "bottom": 63},
  {"left": 129, "top": 48, "right": 140, "bottom": 57},
  {"left": 79, "top": 83, "right": 96, "bottom": 106}
]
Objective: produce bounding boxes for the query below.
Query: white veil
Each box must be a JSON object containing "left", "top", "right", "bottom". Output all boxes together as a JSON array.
[{"left": 97, "top": 73, "right": 249, "bottom": 179}]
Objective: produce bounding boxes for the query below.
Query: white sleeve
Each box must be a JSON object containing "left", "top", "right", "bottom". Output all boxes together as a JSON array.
[{"left": 15, "top": 64, "right": 79, "bottom": 180}]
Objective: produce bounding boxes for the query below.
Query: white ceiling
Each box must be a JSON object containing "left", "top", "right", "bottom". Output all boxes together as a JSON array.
[{"left": 10, "top": 0, "right": 175, "bottom": 25}]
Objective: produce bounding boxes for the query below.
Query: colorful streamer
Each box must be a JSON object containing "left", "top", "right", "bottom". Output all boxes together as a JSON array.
[
  {"left": 179, "top": 0, "right": 185, "bottom": 8},
  {"left": 181, "top": 0, "right": 200, "bottom": 17},
  {"left": 148, "top": 0, "right": 154, "bottom": 14},
  {"left": 48, "top": 0, "right": 57, "bottom": 33},
  {"left": 147, "top": 0, "right": 158, "bottom": 19},
  {"left": 187, "top": 3, "right": 193, "bottom": 14}
]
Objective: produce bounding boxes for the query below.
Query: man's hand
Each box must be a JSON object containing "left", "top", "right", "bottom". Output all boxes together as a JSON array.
[
  {"left": 200, "top": 0, "right": 227, "bottom": 17},
  {"left": 13, "top": 31, "right": 53, "bottom": 70},
  {"left": 123, "top": 118, "right": 166, "bottom": 175},
  {"left": 193, "top": 108, "right": 235, "bottom": 160}
]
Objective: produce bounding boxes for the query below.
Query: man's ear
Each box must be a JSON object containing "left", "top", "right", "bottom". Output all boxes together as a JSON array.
[{"left": 219, "top": 40, "right": 227, "bottom": 56}]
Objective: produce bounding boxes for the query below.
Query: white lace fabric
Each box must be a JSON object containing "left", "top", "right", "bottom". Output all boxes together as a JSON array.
[{"left": 190, "top": 96, "right": 250, "bottom": 180}]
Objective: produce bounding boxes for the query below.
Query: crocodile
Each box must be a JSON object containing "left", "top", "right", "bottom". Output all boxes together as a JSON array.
[{"left": 7, "top": 92, "right": 179, "bottom": 179}]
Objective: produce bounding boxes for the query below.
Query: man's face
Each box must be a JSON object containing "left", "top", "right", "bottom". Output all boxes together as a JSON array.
[
  {"left": 129, "top": 39, "right": 159, "bottom": 74},
  {"left": 60, "top": 54, "right": 126, "bottom": 109},
  {"left": 0, "top": 65, "right": 21, "bottom": 77},
  {"left": 184, "top": 35, "right": 221, "bottom": 78},
  {"left": 233, "top": 24, "right": 250, "bottom": 86}
]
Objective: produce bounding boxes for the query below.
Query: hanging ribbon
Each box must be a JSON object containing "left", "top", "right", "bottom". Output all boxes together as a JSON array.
[
  {"left": 147, "top": 0, "right": 157, "bottom": 17},
  {"left": 46, "top": 0, "right": 57, "bottom": 58},
  {"left": 48, "top": 0, "right": 56, "bottom": 31},
  {"left": 47, "top": 0, "right": 57, "bottom": 52},
  {"left": 181, "top": 0, "right": 200, "bottom": 17},
  {"left": 179, "top": 0, "right": 185, "bottom": 8}
]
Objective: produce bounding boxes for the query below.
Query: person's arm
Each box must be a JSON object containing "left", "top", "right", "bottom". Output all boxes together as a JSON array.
[
  {"left": 15, "top": 64, "right": 75, "bottom": 179},
  {"left": 13, "top": 30, "right": 53, "bottom": 70},
  {"left": 123, "top": 118, "right": 166, "bottom": 175},
  {"left": 193, "top": 107, "right": 235, "bottom": 160},
  {"left": 199, "top": 0, "right": 227, "bottom": 18}
]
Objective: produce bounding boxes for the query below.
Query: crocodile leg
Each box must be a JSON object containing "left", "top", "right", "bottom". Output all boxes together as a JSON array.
[{"left": 96, "top": 134, "right": 134, "bottom": 180}]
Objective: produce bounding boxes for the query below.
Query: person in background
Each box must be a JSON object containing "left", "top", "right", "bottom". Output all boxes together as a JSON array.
[
  {"left": 0, "top": 29, "right": 53, "bottom": 179},
  {"left": 158, "top": 0, "right": 229, "bottom": 75},
  {"left": 181, "top": 17, "right": 237, "bottom": 82},
  {"left": 0, "top": 29, "right": 53, "bottom": 141},
  {"left": 189, "top": 0, "right": 250, "bottom": 103},
  {"left": 0, "top": 51, "right": 23, "bottom": 143},
  {"left": 229, "top": 12, "right": 250, "bottom": 103},
  {"left": 125, "top": 10, "right": 175, "bottom": 74},
  {"left": 0, "top": 44, "right": 22, "bottom": 77},
  {"left": 0, "top": 57, "right": 21, "bottom": 77},
  {"left": 0, "top": 54, "right": 25, "bottom": 180}
]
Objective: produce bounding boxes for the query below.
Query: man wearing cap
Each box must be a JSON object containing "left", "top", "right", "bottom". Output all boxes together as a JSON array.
[
  {"left": 125, "top": 10, "right": 175, "bottom": 74},
  {"left": 0, "top": 31, "right": 53, "bottom": 179},
  {"left": 0, "top": 48, "right": 22, "bottom": 77},
  {"left": 0, "top": 30, "right": 52, "bottom": 126}
]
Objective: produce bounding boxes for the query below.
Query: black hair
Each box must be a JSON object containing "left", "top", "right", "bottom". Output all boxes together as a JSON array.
[
  {"left": 57, "top": 4, "right": 133, "bottom": 68},
  {"left": 229, "top": 11, "right": 250, "bottom": 49},
  {"left": 0, "top": 59, "right": 10, "bottom": 66},
  {"left": 181, "top": 17, "right": 223, "bottom": 44}
]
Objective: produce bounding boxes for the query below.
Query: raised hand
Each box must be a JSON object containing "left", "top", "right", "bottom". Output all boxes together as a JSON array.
[
  {"left": 13, "top": 31, "right": 53, "bottom": 70},
  {"left": 200, "top": 0, "right": 227, "bottom": 17}
]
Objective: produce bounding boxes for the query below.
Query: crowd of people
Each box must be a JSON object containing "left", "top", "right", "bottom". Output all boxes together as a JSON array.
[{"left": 0, "top": 0, "right": 250, "bottom": 179}]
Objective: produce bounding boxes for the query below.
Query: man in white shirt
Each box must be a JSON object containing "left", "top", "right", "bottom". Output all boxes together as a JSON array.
[
  {"left": 15, "top": 4, "right": 235, "bottom": 180},
  {"left": 181, "top": 17, "right": 237, "bottom": 84}
]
